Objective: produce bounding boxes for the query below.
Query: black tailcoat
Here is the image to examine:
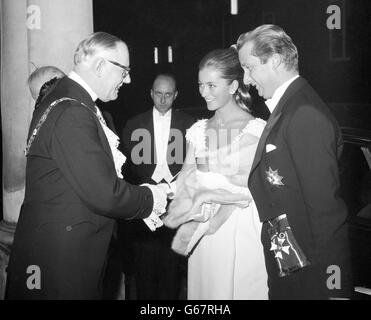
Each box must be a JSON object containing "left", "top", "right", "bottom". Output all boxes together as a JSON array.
[
  {"left": 6, "top": 77, "right": 154, "bottom": 299},
  {"left": 249, "top": 77, "right": 352, "bottom": 299}
]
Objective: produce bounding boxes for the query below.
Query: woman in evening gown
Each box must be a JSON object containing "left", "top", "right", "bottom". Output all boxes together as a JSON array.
[{"left": 164, "top": 47, "right": 268, "bottom": 300}]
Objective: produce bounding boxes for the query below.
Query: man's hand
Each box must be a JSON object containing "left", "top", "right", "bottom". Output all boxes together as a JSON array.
[
  {"left": 151, "top": 183, "right": 169, "bottom": 215},
  {"left": 141, "top": 183, "right": 169, "bottom": 231}
]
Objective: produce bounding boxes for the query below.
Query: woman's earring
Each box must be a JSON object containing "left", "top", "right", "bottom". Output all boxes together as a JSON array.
[{"left": 230, "top": 80, "right": 238, "bottom": 95}]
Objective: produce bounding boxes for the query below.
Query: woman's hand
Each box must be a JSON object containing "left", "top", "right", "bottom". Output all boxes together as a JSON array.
[
  {"left": 163, "top": 196, "right": 193, "bottom": 228},
  {"left": 188, "top": 190, "right": 217, "bottom": 222},
  {"left": 187, "top": 188, "right": 251, "bottom": 222}
]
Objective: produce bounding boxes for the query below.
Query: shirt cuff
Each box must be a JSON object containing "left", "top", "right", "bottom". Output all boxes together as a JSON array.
[{"left": 141, "top": 183, "right": 168, "bottom": 231}]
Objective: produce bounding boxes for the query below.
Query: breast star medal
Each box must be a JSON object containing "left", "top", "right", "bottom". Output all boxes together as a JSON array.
[{"left": 266, "top": 167, "right": 284, "bottom": 186}]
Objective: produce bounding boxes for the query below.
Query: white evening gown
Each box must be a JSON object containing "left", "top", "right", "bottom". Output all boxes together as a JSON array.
[{"left": 187, "top": 119, "right": 268, "bottom": 300}]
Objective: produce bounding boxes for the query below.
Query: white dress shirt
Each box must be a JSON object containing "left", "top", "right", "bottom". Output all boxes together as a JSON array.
[
  {"left": 265, "top": 75, "right": 299, "bottom": 113},
  {"left": 151, "top": 107, "right": 174, "bottom": 183}
]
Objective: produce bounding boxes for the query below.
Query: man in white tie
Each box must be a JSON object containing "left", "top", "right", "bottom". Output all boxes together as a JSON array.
[
  {"left": 121, "top": 73, "right": 195, "bottom": 299},
  {"left": 237, "top": 24, "right": 352, "bottom": 299}
]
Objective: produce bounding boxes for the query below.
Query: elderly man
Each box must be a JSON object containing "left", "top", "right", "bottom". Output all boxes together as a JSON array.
[
  {"left": 6, "top": 32, "right": 167, "bottom": 300},
  {"left": 237, "top": 25, "right": 353, "bottom": 299}
]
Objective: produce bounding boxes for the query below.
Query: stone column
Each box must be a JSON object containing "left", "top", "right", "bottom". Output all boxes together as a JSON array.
[{"left": 0, "top": 0, "right": 93, "bottom": 299}]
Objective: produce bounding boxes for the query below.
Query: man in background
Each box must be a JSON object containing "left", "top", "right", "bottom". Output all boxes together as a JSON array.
[
  {"left": 121, "top": 73, "right": 195, "bottom": 299},
  {"left": 28, "top": 65, "right": 65, "bottom": 107}
]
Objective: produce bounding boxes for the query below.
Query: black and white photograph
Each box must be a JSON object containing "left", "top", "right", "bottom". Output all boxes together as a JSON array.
[{"left": 0, "top": 0, "right": 370, "bottom": 306}]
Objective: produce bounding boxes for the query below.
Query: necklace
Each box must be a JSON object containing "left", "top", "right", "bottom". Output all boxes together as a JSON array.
[{"left": 215, "top": 111, "right": 226, "bottom": 127}]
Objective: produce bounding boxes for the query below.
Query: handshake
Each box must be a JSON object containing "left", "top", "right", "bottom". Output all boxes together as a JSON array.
[{"left": 141, "top": 181, "right": 176, "bottom": 231}]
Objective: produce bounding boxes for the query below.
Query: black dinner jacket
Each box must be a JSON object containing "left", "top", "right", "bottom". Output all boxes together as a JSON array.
[
  {"left": 6, "top": 76, "right": 154, "bottom": 300},
  {"left": 248, "top": 76, "right": 352, "bottom": 298},
  {"left": 122, "top": 108, "right": 195, "bottom": 185}
]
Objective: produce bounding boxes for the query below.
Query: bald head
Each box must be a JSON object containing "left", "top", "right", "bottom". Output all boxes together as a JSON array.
[
  {"left": 151, "top": 74, "right": 178, "bottom": 115},
  {"left": 28, "top": 66, "right": 65, "bottom": 100},
  {"left": 153, "top": 74, "right": 176, "bottom": 90}
]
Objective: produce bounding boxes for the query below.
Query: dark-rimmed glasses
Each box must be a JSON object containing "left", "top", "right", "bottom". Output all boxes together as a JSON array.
[{"left": 105, "top": 59, "right": 130, "bottom": 79}]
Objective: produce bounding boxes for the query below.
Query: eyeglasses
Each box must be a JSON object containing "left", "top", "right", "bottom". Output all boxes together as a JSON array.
[{"left": 105, "top": 59, "right": 130, "bottom": 79}]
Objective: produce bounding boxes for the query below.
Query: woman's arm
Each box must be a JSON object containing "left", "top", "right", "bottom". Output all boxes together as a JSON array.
[
  {"left": 187, "top": 187, "right": 252, "bottom": 222},
  {"left": 162, "top": 143, "right": 197, "bottom": 228}
]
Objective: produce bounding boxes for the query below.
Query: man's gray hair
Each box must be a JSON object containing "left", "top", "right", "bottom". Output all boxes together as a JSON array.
[{"left": 73, "top": 32, "right": 125, "bottom": 65}]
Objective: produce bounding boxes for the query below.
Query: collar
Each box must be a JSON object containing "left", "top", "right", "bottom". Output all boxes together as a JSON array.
[
  {"left": 153, "top": 107, "right": 172, "bottom": 119},
  {"left": 68, "top": 71, "right": 98, "bottom": 102},
  {"left": 265, "top": 75, "right": 299, "bottom": 113}
]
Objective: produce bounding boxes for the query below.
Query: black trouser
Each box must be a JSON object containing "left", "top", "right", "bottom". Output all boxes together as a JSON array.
[
  {"left": 118, "top": 220, "right": 185, "bottom": 300},
  {"left": 134, "top": 232, "right": 184, "bottom": 300}
]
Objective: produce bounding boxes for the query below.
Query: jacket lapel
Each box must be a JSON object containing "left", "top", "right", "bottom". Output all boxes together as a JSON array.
[
  {"left": 250, "top": 110, "right": 282, "bottom": 173},
  {"left": 166, "top": 111, "right": 178, "bottom": 165},
  {"left": 45, "top": 77, "right": 117, "bottom": 163},
  {"left": 64, "top": 77, "right": 115, "bottom": 162},
  {"left": 168, "top": 110, "right": 179, "bottom": 144},
  {"left": 250, "top": 76, "right": 306, "bottom": 174},
  {"left": 141, "top": 110, "right": 156, "bottom": 165}
]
